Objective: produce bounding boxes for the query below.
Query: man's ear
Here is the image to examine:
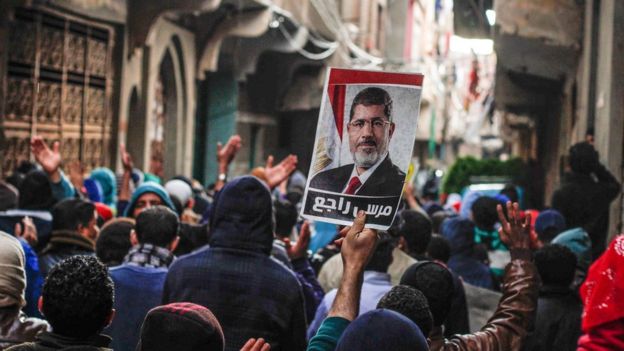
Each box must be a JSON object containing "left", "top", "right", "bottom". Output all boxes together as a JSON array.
[
  {"left": 389, "top": 122, "right": 396, "bottom": 138},
  {"left": 168, "top": 236, "right": 180, "bottom": 252},
  {"left": 398, "top": 236, "right": 409, "bottom": 253},
  {"left": 187, "top": 198, "right": 195, "bottom": 210},
  {"left": 38, "top": 296, "right": 44, "bottom": 316},
  {"left": 130, "top": 230, "right": 139, "bottom": 246}
]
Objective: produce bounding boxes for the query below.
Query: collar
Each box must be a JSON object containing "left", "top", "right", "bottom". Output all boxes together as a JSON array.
[
  {"left": 363, "top": 271, "right": 392, "bottom": 284},
  {"left": 45, "top": 230, "right": 95, "bottom": 253},
  {"left": 344, "top": 152, "right": 388, "bottom": 192},
  {"left": 124, "top": 243, "right": 174, "bottom": 268},
  {"left": 36, "top": 331, "right": 112, "bottom": 349}
]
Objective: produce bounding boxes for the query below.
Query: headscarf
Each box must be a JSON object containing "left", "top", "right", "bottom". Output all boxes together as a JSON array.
[
  {"left": 90, "top": 168, "right": 117, "bottom": 208},
  {"left": 123, "top": 182, "right": 176, "bottom": 217},
  {"left": 580, "top": 235, "right": 624, "bottom": 332},
  {"left": 0, "top": 232, "right": 26, "bottom": 308},
  {"left": 335, "top": 309, "right": 428, "bottom": 351},
  {"left": 137, "top": 302, "right": 224, "bottom": 351}
]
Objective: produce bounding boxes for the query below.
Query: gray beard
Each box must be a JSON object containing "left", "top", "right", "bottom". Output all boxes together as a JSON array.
[{"left": 353, "top": 150, "right": 379, "bottom": 168}]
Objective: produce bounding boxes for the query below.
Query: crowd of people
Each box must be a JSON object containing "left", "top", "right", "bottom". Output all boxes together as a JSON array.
[{"left": 0, "top": 133, "right": 622, "bottom": 351}]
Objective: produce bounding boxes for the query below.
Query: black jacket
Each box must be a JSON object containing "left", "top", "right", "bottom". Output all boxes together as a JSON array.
[
  {"left": 309, "top": 156, "right": 406, "bottom": 196},
  {"left": 5, "top": 331, "right": 111, "bottom": 351},
  {"left": 521, "top": 285, "right": 582, "bottom": 351},
  {"left": 163, "top": 176, "right": 306, "bottom": 351},
  {"left": 551, "top": 163, "right": 621, "bottom": 259}
]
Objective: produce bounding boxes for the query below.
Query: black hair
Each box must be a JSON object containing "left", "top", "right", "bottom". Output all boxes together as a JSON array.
[
  {"left": 390, "top": 210, "right": 432, "bottom": 255},
  {"left": 135, "top": 206, "right": 179, "bottom": 247},
  {"left": 537, "top": 227, "right": 561, "bottom": 244},
  {"left": 377, "top": 285, "right": 433, "bottom": 337},
  {"left": 400, "top": 261, "right": 455, "bottom": 326},
  {"left": 534, "top": 244, "right": 577, "bottom": 287},
  {"left": 426, "top": 234, "right": 451, "bottom": 263},
  {"left": 52, "top": 198, "right": 96, "bottom": 231},
  {"left": 471, "top": 196, "right": 500, "bottom": 231},
  {"left": 349, "top": 87, "right": 393, "bottom": 121},
  {"left": 500, "top": 184, "right": 519, "bottom": 203},
  {"left": 16, "top": 160, "right": 38, "bottom": 175},
  {"left": 18, "top": 170, "right": 56, "bottom": 210},
  {"left": 365, "top": 236, "right": 394, "bottom": 273},
  {"left": 42, "top": 255, "right": 113, "bottom": 338},
  {"left": 274, "top": 199, "right": 298, "bottom": 238},
  {"left": 569, "top": 142, "right": 599, "bottom": 175},
  {"left": 96, "top": 219, "right": 134, "bottom": 266}
]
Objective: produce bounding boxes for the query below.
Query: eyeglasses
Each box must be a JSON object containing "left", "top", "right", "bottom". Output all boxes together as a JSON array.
[{"left": 348, "top": 118, "right": 391, "bottom": 131}]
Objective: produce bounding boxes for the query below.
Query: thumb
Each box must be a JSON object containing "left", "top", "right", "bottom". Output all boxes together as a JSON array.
[
  {"left": 52, "top": 141, "right": 60, "bottom": 154},
  {"left": 266, "top": 155, "right": 274, "bottom": 168},
  {"left": 14, "top": 223, "right": 22, "bottom": 237},
  {"left": 351, "top": 210, "right": 366, "bottom": 234},
  {"left": 216, "top": 142, "right": 222, "bottom": 153},
  {"left": 282, "top": 238, "right": 292, "bottom": 250}
]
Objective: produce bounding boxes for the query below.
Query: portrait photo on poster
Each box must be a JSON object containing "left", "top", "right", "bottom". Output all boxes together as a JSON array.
[{"left": 301, "top": 68, "right": 423, "bottom": 230}]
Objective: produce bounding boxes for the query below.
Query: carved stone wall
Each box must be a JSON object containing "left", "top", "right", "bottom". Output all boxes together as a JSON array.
[{"left": 1, "top": 6, "right": 114, "bottom": 176}]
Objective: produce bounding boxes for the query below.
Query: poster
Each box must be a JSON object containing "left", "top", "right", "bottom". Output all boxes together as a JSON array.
[{"left": 301, "top": 68, "right": 424, "bottom": 230}]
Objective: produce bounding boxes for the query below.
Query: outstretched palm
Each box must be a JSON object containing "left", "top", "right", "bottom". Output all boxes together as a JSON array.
[
  {"left": 31, "top": 136, "right": 61, "bottom": 174},
  {"left": 264, "top": 154, "right": 298, "bottom": 189}
]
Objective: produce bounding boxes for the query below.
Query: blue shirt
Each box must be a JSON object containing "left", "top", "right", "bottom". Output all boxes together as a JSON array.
[
  {"left": 106, "top": 264, "right": 168, "bottom": 351},
  {"left": 307, "top": 271, "right": 392, "bottom": 339}
]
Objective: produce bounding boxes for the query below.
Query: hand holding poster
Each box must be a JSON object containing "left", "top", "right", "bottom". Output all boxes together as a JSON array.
[{"left": 301, "top": 68, "right": 424, "bottom": 230}]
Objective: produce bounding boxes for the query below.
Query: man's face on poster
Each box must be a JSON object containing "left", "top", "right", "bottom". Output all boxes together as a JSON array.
[{"left": 347, "top": 103, "right": 395, "bottom": 168}]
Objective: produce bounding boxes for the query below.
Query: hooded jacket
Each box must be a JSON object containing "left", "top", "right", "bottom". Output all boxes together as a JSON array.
[
  {"left": 163, "top": 176, "right": 306, "bottom": 351},
  {"left": 442, "top": 217, "right": 494, "bottom": 290}
]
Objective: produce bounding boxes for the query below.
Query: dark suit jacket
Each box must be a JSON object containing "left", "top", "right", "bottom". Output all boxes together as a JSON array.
[{"left": 309, "top": 156, "right": 406, "bottom": 196}]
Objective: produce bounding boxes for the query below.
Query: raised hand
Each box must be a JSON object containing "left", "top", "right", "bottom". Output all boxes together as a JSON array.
[
  {"left": 264, "top": 155, "right": 298, "bottom": 189},
  {"left": 31, "top": 136, "right": 61, "bottom": 181},
  {"left": 240, "top": 338, "right": 271, "bottom": 351},
  {"left": 15, "top": 216, "right": 38, "bottom": 248},
  {"left": 496, "top": 201, "right": 531, "bottom": 251},
  {"left": 282, "top": 221, "right": 311, "bottom": 260},
  {"left": 119, "top": 142, "right": 134, "bottom": 172},
  {"left": 217, "top": 135, "right": 242, "bottom": 170},
  {"left": 336, "top": 211, "right": 378, "bottom": 271}
]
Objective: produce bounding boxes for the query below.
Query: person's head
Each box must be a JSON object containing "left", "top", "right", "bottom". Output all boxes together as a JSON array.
[
  {"left": 440, "top": 216, "right": 475, "bottom": 256},
  {"left": 274, "top": 199, "right": 298, "bottom": 239},
  {"left": 165, "top": 179, "right": 193, "bottom": 208},
  {"left": 52, "top": 199, "right": 99, "bottom": 241},
  {"left": 426, "top": 234, "right": 451, "bottom": 263},
  {"left": 89, "top": 168, "right": 117, "bottom": 207},
  {"left": 0, "top": 181, "right": 18, "bottom": 211},
  {"left": 40, "top": 255, "right": 114, "bottom": 338},
  {"left": 534, "top": 209, "right": 566, "bottom": 244},
  {"left": 95, "top": 218, "right": 134, "bottom": 266},
  {"left": 390, "top": 210, "right": 432, "bottom": 256},
  {"left": 347, "top": 87, "right": 395, "bottom": 169},
  {"left": 500, "top": 184, "right": 519, "bottom": 203},
  {"left": 137, "top": 303, "right": 224, "bottom": 351},
  {"left": 209, "top": 176, "right": 274, "bottom": 255},
  {"left": 585, "top": 127, "right": 594, "bottom": 145},
  {"left": 431, "top": 211, "right": 450, "bottom": 235},
  {"left": 377, "top": 285, "right": 433, "bottom": 337},
  {"left": 534, "top": 244, "right": 577, "bottom": 287},
  {"left": 569, "top": 142, "right": 599, "bottom": 175},
  {"left": 471, "top": 196, "right": 500, "bottom": 231},
  {"left": 132, "top": 206, "right": 179, "bottom": 250},
  {"left": 0, "top": 232, "right": 26, "bottom": 308},
  {"left": 18, "top": 170, "right": 55, "bottom": 210},
  {"left": 125, "top": 182, "right": 176, "bottom": 218},
  {"left": 365, "top": 236, "right": 394, "bottom": 273},
  {"left": 335, "top": 309, "right": 428, "bottom": 351},
  {"left": 400, "top": 261, "right": 455, "bottom": 326}
]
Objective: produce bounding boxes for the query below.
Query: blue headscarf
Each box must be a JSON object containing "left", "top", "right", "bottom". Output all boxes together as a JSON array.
[
  {"left": 123, "top": 182, "right": 176, "bottom": 217},
  {"left": 90, "top": 168, "right": 117, "bottom": 207},
  {"left": 335, "top": 309, "right": 428, "bottom": 351}
]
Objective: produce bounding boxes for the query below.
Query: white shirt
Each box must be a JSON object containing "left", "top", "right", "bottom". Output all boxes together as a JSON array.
[{"left": 342, "top": 152, "right": 388, "bottom": 193}]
